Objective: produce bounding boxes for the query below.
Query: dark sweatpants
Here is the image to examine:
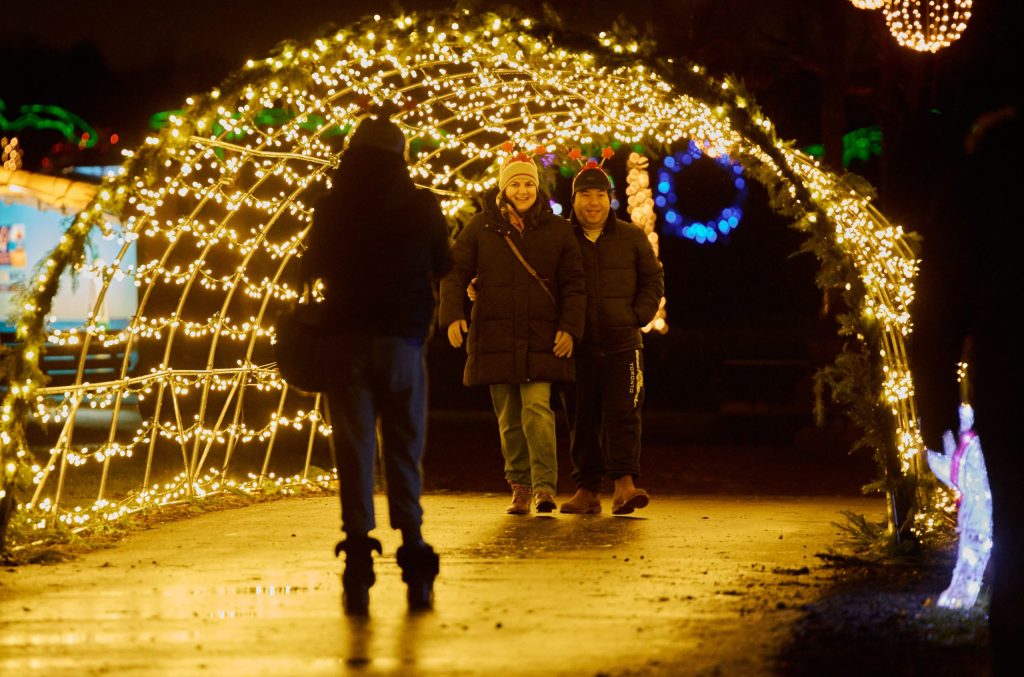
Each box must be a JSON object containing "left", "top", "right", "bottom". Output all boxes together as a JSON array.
[{"left": 569, "top": 349, "right": 644, "bottom": 492}]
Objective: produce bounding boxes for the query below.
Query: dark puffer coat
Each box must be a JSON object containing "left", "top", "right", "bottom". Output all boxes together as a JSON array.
[
  {"left": 440, "top": 192, "right": 586, "bottom": 385},
  {"left": 571, "top": 211, "right": 664, "bottom": 356},
  {"left": 302, "top": 147, "right": 453, "bottom": 340}
]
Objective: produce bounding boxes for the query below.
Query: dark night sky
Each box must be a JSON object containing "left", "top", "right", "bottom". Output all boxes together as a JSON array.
[
  {"left": 7, "top": 1, "right": 1019, "bottom": 144},
  {"left": 8, "top": 1, "right": 449, "bottom": 75},
  {"left": 8, "top": 1, "right": 660, "bottom": 90},
  {"left": 5, "top": 1, "right": 1019, "bottom": 157}
]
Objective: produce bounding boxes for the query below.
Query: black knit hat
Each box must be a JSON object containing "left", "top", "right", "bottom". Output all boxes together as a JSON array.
[
  {"left": 348, "top": 116, "right": 407, "bottom": 156},
  {"left": 572, "top": 166, "right": 613, "bottom": 196}
]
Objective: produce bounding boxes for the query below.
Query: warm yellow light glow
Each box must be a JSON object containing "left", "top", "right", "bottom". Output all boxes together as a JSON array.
[
  {"left": 849, "top": 0, "right": 886, "bottom": 10},
  {"left": 0, "top": 8, "right": 929, "bottom": 544},
  {"left": 884, "top": 0, "right": 973, "bottom": 52},
  {"left": 2, "top": 136, "right": 24, "bottom": 171},
  {"left": 625, "top": 151, "right": 667, "bottom": 334}
]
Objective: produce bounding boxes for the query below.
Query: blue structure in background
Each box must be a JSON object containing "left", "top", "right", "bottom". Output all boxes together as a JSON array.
[
  {"left": 1, "top": 178, "right": 140, "bottom": 404},
  {"left": 0, "top": 202, "right": 137, "bottom": 335},
  {"left": 656, "top": 141, "right": 748, "bottom": 245}
]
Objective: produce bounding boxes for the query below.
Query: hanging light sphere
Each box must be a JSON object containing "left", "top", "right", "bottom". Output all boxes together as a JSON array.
[
  {"left": 848, "top": 1, "right": 887, "bottom": 10},
  {"left": 884, "top": 0, "right": 973, "bottom": 52}
]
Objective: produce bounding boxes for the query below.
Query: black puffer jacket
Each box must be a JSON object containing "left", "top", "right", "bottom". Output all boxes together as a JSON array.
[
  {"left": 440, "top": 191, "right": 586, "bottom": 385},
  {"left": 571, "top": 211, "right": 664, "bottom": 356},
  {"left": 302, "top": 147, "right": 453, "bottom": 339}
]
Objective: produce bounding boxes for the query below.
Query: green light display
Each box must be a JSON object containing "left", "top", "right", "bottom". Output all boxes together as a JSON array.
[
  {"left": 803, "top": 126, "right": 883, "bottom": 168},
  {"left": 0, "top": 99, "right": 99, "bottom": 148}
]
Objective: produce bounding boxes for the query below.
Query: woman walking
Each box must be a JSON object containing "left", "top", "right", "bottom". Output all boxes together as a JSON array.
[{"left": 440, "top": 146, "right": 585, "bottom": 514}]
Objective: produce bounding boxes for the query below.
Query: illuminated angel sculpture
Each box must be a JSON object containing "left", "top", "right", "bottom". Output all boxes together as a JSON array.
[{"left": 926, "top": 404, "right": 993, "bottom": 609}]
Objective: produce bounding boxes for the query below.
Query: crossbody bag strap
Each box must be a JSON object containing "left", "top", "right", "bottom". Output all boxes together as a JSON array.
[{"left": 502, "top": 232, "right": 557, "bottom": 306}]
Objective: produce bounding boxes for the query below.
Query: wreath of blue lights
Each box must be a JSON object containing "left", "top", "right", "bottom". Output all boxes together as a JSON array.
[{"left": 656, "top": 140, "right": 748, "bottom": 244}]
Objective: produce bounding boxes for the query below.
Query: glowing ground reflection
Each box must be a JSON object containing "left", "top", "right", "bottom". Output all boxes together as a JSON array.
[{"left": 0, "top": 494, "right": 883, "bottom": 675}]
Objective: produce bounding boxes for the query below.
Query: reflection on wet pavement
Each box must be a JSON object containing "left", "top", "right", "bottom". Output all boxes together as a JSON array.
[
  {"left": 0, "top": 494, "right": 883, "bottom": 676},
  {"left": 464, "top": 512, "right": 644, "bottom": 557}
]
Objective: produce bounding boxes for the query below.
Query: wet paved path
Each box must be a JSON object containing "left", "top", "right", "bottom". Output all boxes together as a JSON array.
[{"left": 1, "top": 494, "right": 883, "bottom": 676}]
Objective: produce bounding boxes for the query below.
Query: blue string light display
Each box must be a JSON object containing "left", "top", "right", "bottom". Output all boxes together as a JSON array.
[{"left": 656, "top": 140, "right": 748, "bottom": 244}]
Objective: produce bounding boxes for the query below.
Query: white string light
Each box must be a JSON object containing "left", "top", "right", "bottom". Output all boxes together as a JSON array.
[
  {"left": 625, "top": 151, "right": 667, "bottom": 333},
  {"left": 884, "top": 0, "right": 973, "bottom": 52},
  {"left": 849, "top": 1, "right": 887, "bottom": 10},
  {"left": 1, "top": 8, "right": 935, "bottom": 543}
]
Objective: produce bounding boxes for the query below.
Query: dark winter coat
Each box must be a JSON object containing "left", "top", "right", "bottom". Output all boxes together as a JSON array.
[
  {"left": 570, "top": 211, "right": 664, "bottom": 356},
  {"left": 302, "top": 147, "right": 453, "bottom": 339},
  {"left": 439, "top": 191, "right": 586, "bottom": 385}
]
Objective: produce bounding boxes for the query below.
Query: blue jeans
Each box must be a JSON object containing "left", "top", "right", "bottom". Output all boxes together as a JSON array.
[
  {"left": 489, "top": 382, "right": 557, "bottom": 494},
  {"left": 324, "top": 334, "right": 427, "bottom": 536}
]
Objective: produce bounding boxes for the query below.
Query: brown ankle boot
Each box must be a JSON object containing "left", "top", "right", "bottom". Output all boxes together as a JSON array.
[
  {"left": 507, "top": 483, "right": 531, "bottom": 514},
  {"left": 611, "top": 488, "right": 650, "bottom": 515},
  {"left": 559, "top": 489, "right": 601, "bottom": 514},
  {"left": 533, "top": 490, "right": 556, "bottom": 513}
]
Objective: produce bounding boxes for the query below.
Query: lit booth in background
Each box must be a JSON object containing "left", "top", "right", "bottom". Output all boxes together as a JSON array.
[{"left": 1, "top": 169, "right": 139, "bottom": 430}]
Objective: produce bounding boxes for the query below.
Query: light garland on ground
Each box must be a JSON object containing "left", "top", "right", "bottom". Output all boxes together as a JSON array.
[{"left": 0, "top": 8, "right": 932, "bottom": 548}]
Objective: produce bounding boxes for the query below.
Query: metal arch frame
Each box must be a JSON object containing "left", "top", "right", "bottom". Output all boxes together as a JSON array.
[{"left": 6, "top": 12, "right": 924, "bottom": 538}]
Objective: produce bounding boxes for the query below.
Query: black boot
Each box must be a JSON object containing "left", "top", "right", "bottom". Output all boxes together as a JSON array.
[
  {"left": 334, "top": 537, "right": 383, "bottom": 615},
  {"left": 396, "top": 542, "right": 440, "bottom": 611}
]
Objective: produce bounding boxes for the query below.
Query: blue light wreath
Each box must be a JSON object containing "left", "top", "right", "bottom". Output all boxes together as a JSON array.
[{"left": 656, "top": 140, "right": 748, "bottom": 244}]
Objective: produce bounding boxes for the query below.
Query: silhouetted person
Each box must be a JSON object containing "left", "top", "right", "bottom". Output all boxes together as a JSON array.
[{"left": 304, "top": 115, "right": 452, "bottom": 614}]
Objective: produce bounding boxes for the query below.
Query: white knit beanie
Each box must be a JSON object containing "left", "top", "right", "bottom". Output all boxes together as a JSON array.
[{"left": 498, "top": 156, "right": 539, "bottom": 191}]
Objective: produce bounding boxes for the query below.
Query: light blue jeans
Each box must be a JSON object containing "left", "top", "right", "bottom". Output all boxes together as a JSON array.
[{"left": 489, "top": 382, "right": 557, "bottom": 494}]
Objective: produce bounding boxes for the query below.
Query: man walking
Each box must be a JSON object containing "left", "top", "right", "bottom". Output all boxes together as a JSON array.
[{"left": 559, "top": 157, "right": 664, "bottom": 515}]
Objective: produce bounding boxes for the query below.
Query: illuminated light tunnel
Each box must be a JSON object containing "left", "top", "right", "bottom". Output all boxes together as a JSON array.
[{"left": 0, "top": 8, "right": 933, "bottom": 547}]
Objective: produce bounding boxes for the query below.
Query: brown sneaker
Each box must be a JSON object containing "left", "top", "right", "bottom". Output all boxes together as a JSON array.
[
  {"left": 534, "top": 490, "right": 556, "bottom": 513},
  {"left": 559, "top": 489, "right": 601, "bottom": 514},
  {"left": 507, "top": 483, "right": 531, "bottom": 514}
]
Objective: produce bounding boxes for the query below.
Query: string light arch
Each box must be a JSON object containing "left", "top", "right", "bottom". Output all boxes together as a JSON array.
[{"left": 0, "top": 8, "right": 937, "bottom": 548}]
